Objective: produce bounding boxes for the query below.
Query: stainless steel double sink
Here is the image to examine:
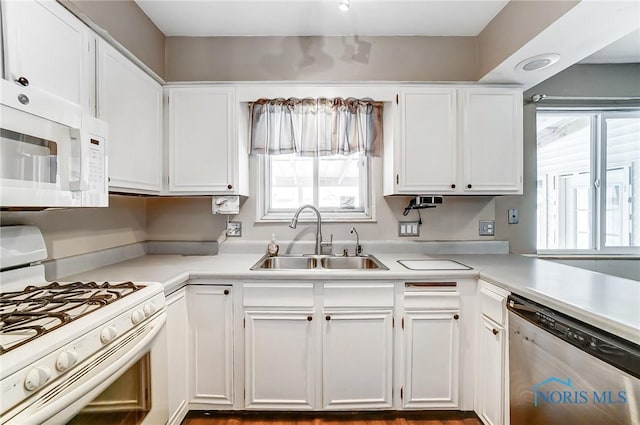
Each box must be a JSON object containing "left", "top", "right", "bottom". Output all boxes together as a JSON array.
[{"left": 250, "top": 254, "right": 388, "bottom": 270}]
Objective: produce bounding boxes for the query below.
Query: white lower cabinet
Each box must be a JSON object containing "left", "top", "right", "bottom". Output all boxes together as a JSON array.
[
  {"left": 166, "top": 289, "right": 189, "bottom": 425},
  {"left": 476, "top": 280, "right": 510, "bottom": 425},
  {"left": 244, "top": 311, "right": 316, "bottom": 409},
  {"left": 478, "top": 316, "right": 505, "bottom": 425},
  {"left": 322, "top": 310, "right": 393, "bottom": 409},
  {"left": 188, "top": 285, "right": 234, "bottom": 406},
  {"left": 402, "top": 285, "right": 461, "bottom": 409}
]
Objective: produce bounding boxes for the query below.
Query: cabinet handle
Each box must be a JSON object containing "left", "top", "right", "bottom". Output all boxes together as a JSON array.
[
  {"left": 16, "top": 76, "right": 29, "bottom": 87},
  {"left": 223, "top": 289, "right": 229, "bottom": 295},
  {"left": 451, "top": 184, "right": 456, "bottom": 189},
  {"left": 227, "top": 184, "right": 233, "bottom": 190},
  {"left": 467, "top": 184, "right": 472, "bottom": 189},
  {"left": 396, "top": 174, "right": 399, "bottom": 185},
  {"left": 307, "top": 316, "right": 313, "bottom": 321},
  {"left": 492, "top": 328, "right": 499, "bottom": 335},
  {"left": 453, "top": 314, "right": 459, "bottom": 320},
  {"left": 325, "top": 315, "right": 331, "bottom": 321}
]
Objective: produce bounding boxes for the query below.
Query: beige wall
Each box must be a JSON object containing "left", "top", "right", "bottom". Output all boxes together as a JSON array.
[
  {"left": 0, "top": 196, "right": 147, "bottom": 260},
  {"left": 60, "top": 0, "right": 165, "bottom": 77},
  {"left": 476, "top": 0, "right": 579, "bottom": 80},
  {"left": 146, "top": 197, "right": 226, "bottom": 241},
  {"left": 145, "top": 159, "right": 496, "bottom": 243},
  {"left": 165, "top": 36, "right": 478, "bottom": 82}
]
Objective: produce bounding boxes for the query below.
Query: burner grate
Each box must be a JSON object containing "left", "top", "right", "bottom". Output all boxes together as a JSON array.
[{"left": 0, "top": 281, "right": 144, "bottom": 354}]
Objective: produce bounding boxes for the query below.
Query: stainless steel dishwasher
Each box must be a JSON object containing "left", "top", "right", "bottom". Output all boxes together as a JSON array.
[{"left": 507, "top": 294, "right": 640, "bottom": 425}]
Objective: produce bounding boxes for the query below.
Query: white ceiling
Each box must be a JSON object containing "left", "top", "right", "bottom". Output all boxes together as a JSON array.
[
  {"left": 135, "top": 0, "right": 510, "bottom": 37},
  {"left": 581, "top": 28, "right": 640, "bottom": 64}
]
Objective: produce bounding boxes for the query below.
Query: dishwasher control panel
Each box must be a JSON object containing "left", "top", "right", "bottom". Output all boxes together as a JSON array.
[{"left": 508, "top": 294, "right": 640, "bottom": 379}]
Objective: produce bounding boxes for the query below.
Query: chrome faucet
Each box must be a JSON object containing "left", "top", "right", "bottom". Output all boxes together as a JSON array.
[
  {"left": 289, "top": 204, "right": 332, "bottom": 256},
  {"left": 350, "top": 226, "right": 362, "bottom": 256}
]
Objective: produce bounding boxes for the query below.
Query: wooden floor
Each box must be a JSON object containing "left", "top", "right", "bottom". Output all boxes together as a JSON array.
[{"left": 181, "top": 412, "right": 482, "bottom": 425}]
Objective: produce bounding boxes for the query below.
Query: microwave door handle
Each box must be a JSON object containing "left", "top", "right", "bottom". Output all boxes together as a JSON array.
[{"left": 68, "top": 127, "right": 88, "bottom": 191}]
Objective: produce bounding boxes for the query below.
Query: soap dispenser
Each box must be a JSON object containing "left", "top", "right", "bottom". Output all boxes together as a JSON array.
[{"left": 267, "top": 234, "right": 279, "bottom": 257}]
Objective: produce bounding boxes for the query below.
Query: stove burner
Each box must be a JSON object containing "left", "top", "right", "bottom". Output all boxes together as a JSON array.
[{"left": 0, "top": 281, "right": 144, "bottom": 354}]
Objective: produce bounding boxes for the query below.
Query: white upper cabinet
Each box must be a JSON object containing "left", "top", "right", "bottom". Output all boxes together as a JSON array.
[
  {"left": 2, "top": 0, "right": 94, "bottom": 112},
  {"left": 97, "top": 39, "right": 162, "bottom": 193},
  {"left": 395, "top": 88, "right": 458, "bottom": 194},
  {"left": 387, "top": 86, "right": 523, "bottom": 195},
  {"left": 166, "top": 86, "right": 245, "bottom": 194},
  {"left": 461, "top": 88, "right": 523, "bottom": 194}
]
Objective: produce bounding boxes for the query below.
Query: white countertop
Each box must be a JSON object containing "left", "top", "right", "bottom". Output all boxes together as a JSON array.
[{"left": 63, "top": 253, "right": 640, "bottom": 345}]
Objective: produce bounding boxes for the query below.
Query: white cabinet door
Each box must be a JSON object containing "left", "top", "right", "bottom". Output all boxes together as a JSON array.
[
  {"left": 3, "top": 0, "right": 94, "bottom": 112},
  {"left": 167, "top": 87, "right": 236, "bottom": 193},
  {"left": 97, "top": 39, "right": 162, "bottom": 193},
  {"left": 188, "top": 286, "right": 234, "bottom": 406},
  {"left": 244, "top": 311, "right": 316, "bottom": 409},
  {"left": 166, "top": 289, "right": 189, "bottom": 425},
  {"left": 322, "top": 310, "right": 393, "bottom": 409},
  {"left": 403, "top": 311, "right": 460, "bottom": 408},
  {"left": 461, "top": 88, "right": 523, "bottom": 194},
  {"left": 396, "top": 88, "right": 458, "bottom": 194},
  {"left": 478, "top": 316, "right": 506, "bottom": 425}
]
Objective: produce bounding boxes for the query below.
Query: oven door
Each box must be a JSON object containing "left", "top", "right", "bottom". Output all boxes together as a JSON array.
[
  {"left": 1, "top": 313, "right": 168, "bottom": 425},
  {"left": 65, "top": 320, "right": 169, "bottom": 425}
]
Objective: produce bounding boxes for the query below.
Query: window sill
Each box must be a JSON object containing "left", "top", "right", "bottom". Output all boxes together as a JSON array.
[{"left": 534, "top": 253, "right": 640, "bottom": 260}]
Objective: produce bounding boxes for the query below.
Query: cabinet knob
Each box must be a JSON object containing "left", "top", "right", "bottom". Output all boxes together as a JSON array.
[
  {"left": 325, "top": 315, "right": 331, "bottom": 321},
  {"left": 453, "top": 314, "right": 459, "bottom": 320},
  {"left": 223, "top": 289, "right": 229, "bottom": 295},
  {"left": 307, "top": 316, "right": 313, "bottom": 321},
  {"left": 467, "top": 184, "right": 472, "bottom": 189},
  {"left": 451, "top": 184, "right": 456, "bottom": 189},
  {"left": 16, "top": 76, "right": 29, "bottom": 87},
  {"left": 492, "top": 328, "right": 499, "bottom": 335},
  {"left": 227, "top": 184, "right": 233, "bottom": 190}
]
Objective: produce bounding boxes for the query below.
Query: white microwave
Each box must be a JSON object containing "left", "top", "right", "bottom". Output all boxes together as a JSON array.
[{"left": 0, "top": 80, "right": 108, "bottom": 208}]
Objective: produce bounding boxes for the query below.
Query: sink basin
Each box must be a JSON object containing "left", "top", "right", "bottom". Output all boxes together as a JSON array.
[
  {"left": 250, "top": 254, "right": 387, "bottom": 270},
  {"left": 320, "top": 256, "right": 387, "bottom": 270},
  {"left": 252, "top": 256, "right": 317, "bottom": 270}
]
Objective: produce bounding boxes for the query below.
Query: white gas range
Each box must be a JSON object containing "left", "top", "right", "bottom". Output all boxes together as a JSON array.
[{"left": 0, "top": 226, "right": 168, "bottom": 425}]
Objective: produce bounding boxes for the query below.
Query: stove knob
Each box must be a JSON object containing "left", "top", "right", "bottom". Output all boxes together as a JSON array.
[
  {"left": 100, "top": 325, "right": 118, "bottom": 344},
  {"left": 131, "top": 309, "right": 145, "bottom": 325},
  {"left": 143, "top": 303, "right": 156, "bottom": 317},
  {"left": 24, "top": 366, "right": 51, "bottom": 391},
  {"left": 55, "top": 350, "right": 78, "bottom": 372}
]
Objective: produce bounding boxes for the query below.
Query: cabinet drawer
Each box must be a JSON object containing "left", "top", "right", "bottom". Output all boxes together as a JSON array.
[
  {"left": 479, "top": 286, "right": 507, "bottom": 325},
  {"left": 404, "top": 291, "right": 460, "bottom": 310},
  {"left": 243, "top": 283, "right": 314, "bottom": 308},
  {"left": 323, "top": 283, "right": 394, "bottom": 308}
]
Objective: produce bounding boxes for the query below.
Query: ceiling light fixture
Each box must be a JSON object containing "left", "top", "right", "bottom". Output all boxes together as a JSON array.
[
  {"left": 515, "top": 53, "right": 561, "bottom": 72},
  {"left": 338, "top": 0, "right": 350, "bottom": 12}
]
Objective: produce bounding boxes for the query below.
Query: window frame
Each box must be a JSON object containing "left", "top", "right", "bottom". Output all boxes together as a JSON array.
[
  {"left": 536, "top": 107, "right": 640, "bottom": 255},
  {"left": 255, "top": 153, "right": 375, "bottom": 223}
]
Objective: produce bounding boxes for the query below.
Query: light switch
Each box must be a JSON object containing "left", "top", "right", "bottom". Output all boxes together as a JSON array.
[{"left": 399, "top": 221, "right": 420, "bottom": 237}]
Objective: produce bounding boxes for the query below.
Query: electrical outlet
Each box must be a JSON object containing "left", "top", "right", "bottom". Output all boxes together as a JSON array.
[
  {"left": 399, "top": 221, "right": 420, "bottom": 237},
  {"left": 226, "top": 221, "right": 242, "bottom": 237},
  {"left": 508, "top": 208, "right": 519, "bottom": 224},
  {"left": 479, "top": 220, "right": 495, "bottom": 236}
]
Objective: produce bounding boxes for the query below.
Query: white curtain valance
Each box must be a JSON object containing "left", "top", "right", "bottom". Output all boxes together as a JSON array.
[{"left": 249, "top": 97, "right": 383, "bottom": 157}]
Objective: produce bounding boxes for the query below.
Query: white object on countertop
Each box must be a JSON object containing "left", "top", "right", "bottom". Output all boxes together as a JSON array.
[
  {"left": 212, "top": 195, "right": 239, "bottom": 214},
  {"left": 398, "top": 259, "right": 472, "bottom": 270}
]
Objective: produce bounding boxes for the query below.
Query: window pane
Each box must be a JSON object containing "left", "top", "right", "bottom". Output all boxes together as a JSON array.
[
  {"left": 604, "top": 116, "right": 640, "bottom": 247},
  {"left": 269, "top": 154, "right": 313, "bottom": 210},
  {"left": 318, "top": 154, "right": 365, "bottom": 211},
  {"left": 537, "top": 114, "right": 592, "bottom": 249}
]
